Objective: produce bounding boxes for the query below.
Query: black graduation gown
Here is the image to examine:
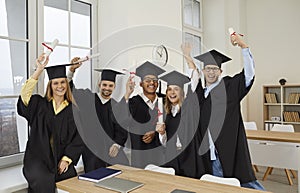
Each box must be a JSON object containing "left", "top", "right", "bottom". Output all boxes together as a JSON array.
[
  {"left": 17, "top": 95, "right": 83, "bottom": 193},
  {"left": 123, "top": 95, "right": 164, "bottom": 168},
  {"left": 196, "top": 71, "right": 256, "bottom": 184},
  {"left": 163, "top": 86, "right": 206, "bottom": 178},
  {"left": 70, "top": 82, "right": 128, "bottom": 173}
]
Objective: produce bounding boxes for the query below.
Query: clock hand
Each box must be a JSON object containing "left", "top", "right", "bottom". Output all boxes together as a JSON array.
[{"left": 156, "top": 50, "right": 162, "bottom": 57}]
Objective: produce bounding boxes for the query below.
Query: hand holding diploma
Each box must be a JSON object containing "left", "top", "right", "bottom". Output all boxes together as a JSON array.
[
  {"left": 155, "top": 122, "right": 166, "bottom": 135},
  {"left": 228, "top": 27, "right": 248, "bottom": 48}
]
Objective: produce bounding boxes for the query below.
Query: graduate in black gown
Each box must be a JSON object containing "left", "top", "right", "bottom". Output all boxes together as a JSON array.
[
  {"left": 158, "top": 70, "right": 204, "bottom": 178},
  {"left": 183, "top": 34, "right": 265, "bottom": 190},
  {"left": 17, "top": 54, "right": 83, "bottom": 193},
  {"left": 121, "top": 61, "right": 166, "bottom": 168},
  {"left": 67, "top": 58, "right": 129, "bottom": 173}
]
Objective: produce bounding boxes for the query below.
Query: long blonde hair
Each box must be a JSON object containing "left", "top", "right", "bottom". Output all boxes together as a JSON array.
[
  {"left": 45, "top": 78, "right": 76, "bottom": 105},
  {"left": 164, "top": 86, "right": 184, "bottom": 114}
]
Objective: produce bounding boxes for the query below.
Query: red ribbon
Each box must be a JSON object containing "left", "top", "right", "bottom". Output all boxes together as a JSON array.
[
  {"left": 231, "top": 32, "right": 244, "bottom": 37},
  {"left": 42, "top": 42, "right": 53, "bottom": 52}
]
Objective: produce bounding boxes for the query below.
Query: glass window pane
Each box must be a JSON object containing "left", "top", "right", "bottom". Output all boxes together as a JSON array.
[
  {"left": 184, "top": 0, "right": 193, "bottom": 26},
  {"left": 184, "top": 32, "right": 201, "bottom": 67},
  {"left": 193, "top": 0, "right": 200, "bottom": 28},
  {"left": 44, "top": 46, "right": 69, "bottom": 89},
  {"left": 44, "top": 3, "right": 69, "bottom": 44},
  {"left": 0, "top": 0, "right": 26, "bottom": 39},
  {"left": 0, "top": 97, "right": 27, "bottom": 156},
  {"left": 71, "top": 48, "right": 91, "bottom": 89},
  {"left": 0, "top": 39, "right": 26, "bottom": 96},
  {"left": 71, "top": 0, "right": 91, "bottom": 47}
]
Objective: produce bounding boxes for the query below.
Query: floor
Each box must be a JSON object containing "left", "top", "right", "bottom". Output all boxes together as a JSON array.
[{"left": 255, "top": 166, "right": 298, "bottom": 193}]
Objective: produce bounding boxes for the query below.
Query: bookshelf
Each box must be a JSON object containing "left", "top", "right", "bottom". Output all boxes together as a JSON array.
[{"left": 263, "top": 84, "right": 300, "bottom": 132}]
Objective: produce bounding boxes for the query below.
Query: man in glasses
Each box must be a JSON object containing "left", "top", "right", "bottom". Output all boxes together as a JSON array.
[
  {"left": 182, "top": 34, "right": 264, "bottom": 190},
  {"left": 122, "top": 61, "right": 167, "bottom": 168}
]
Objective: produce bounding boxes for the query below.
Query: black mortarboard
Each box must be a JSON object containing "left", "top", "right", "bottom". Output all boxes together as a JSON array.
[
  {"left": 94, "top": 69, "right": 124, "bottom": 82},
  {"left": 135, "top": 61, "right": 166, "bottom": 79},
  {"left": 194, "top": 49, "right": 232, "bottom": 67},
  {"left": 45, "top": 64, "right": 72, "bottom": 80},
  {"left": 159, "top": 70, "right": 190, "bottom": 88}
]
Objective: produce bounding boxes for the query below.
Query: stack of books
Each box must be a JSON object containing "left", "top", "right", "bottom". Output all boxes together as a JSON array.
[
  {"left": 283, "top": 111, "right": 300, "bottom": 122},
  {"left": 265, "top": 93, "right": 278, "bottom": 103},
  {"left": 288, "top": 93, "right": 300, "bottom": 104}
]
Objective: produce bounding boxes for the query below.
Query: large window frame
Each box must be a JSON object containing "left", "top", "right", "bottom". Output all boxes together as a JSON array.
[
  {"left": 0, "top": 0, "right": 97, "bottom": 169},
  {"left": 182, "top": 0, "right": 203, "bottom": 70}
]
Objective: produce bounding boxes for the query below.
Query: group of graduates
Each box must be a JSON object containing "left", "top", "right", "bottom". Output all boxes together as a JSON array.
[{"left": 17, "top": 33, "right": 265, "bottom": 193}]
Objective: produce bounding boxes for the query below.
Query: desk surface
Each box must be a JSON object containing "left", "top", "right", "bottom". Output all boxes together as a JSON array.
[
  {"left": 57, "top": 165, "right": 269, "bottom": 193},
  {"left": 246, "top": 130, "right": 300, "bottom": 143}
]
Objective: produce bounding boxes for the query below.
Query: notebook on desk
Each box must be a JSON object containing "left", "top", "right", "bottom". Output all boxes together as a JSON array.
[{"left": 94, "top": 177, "right": 144, "bottom": 193}]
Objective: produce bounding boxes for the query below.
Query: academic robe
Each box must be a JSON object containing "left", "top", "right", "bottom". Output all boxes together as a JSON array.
[
  {"left": 122, "top": 95, "right": 164, "bottom": 168},
  {"left": 17, "top": 95, "right": 83, "bottom": 193},
  {"left": 163, "top": 86, "right": 206, "bottom": 178},
  {"left": 70, "top": 82, "right": 129, "bottom": 173},
  {"left": 196, "top": 71, "right": 256, "bottom": 184}
]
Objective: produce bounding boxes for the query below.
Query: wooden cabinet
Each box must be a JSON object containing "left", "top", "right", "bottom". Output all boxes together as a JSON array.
[{"left": 263, "top": 84, "right": 300, "bottom": 132}]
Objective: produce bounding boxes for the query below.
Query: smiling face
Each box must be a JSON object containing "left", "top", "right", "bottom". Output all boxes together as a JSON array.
[
  {"left": 166, "top": 85, "right": 183, "bottom": 105},
  {"left": 202, "top": 64, "right": 222, "bottom": 86},
  {"left": 140, "top": 75, "right": 159, "bottom": 95},
  {"left": 51, "top": 78, "right": 68, "bottom": 98},
  {"left": 99, "top": 80, "right": 115, "bottom": 99}
]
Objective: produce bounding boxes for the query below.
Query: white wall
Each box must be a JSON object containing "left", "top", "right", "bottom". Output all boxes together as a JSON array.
[
  {"left": 246, "top": 0, "right": 300, "bottom": 129},
  {"left": 98, "top": 0, "right": 183, "bottom": 99}
]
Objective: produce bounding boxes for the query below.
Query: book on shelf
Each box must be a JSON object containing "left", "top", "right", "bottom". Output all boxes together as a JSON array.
[
  {"left": 265, "top": 93, "right": 277, "bottom": 103},
  {"left": 288, "top": 93, "right": 300, "bottom": 104},
  {"left": 78, "top": 167, "right": 122, "bottom": 183},
  {"left": 283, "top": 111, "right": 300, "bottom": 122}
]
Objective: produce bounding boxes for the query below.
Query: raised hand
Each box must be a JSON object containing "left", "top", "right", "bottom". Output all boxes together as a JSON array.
[{"left": 70, "top": 57, "right": 83, "bottom": 72}]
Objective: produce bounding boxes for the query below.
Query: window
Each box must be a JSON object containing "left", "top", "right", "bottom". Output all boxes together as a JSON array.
[
  {"left": 0, "top": 0, "right": 97, "bottom": 168},
  {"left": 0, "top": 0, "right": 28, "bottom": 168},
  {"left": 182, "top": 0, "right": 202, "bottom": 69},
  {"left": 43, "top": 0, "right": 94, "bottom": 90}
]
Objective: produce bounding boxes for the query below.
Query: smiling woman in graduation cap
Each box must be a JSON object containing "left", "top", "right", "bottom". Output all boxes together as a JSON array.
[
  {"left": 158, "top": 70, "right": 205, "bottom": 179},
  {"left": 17, "top": 53, "right": 83, "bottom": 193}
]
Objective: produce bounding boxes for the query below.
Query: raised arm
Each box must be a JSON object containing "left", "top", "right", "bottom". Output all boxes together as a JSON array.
[
  {"left": 230, "top": 34, "right": 254, "bottom": 88},
  {"left": 20, "top": 53, "right": 49, "bottom": 106}
]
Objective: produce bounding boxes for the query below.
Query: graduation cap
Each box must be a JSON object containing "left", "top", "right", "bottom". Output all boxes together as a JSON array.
[
  {"left": 194, "top": 49, "right": 232, "bottom": 68},
  {"left": 135, "top": 61, "right": 166, "bottom": 79},
  {"left": 94, "top": 69, "right": 124, "bottom": 82},
  {"left": 45, "top": 64, "right": 72, "bottom": 80},
  {"left": 159, "top": 70, "right": 190, "bottom": 88}
]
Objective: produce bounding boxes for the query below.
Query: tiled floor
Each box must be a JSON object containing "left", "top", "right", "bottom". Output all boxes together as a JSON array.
[{"left": 255, "top": 166, "right": 298, "bottom": 193}]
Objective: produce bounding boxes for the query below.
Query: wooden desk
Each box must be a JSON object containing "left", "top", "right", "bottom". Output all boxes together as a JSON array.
[
  {"left": 57, "top": 165, "right": 269, "bottom": 193},
  {"left": 246, "top": 130, "right": 300, "bottom": 192}
]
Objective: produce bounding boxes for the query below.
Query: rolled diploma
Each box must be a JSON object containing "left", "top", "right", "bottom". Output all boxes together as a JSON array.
[
  {"left": 228, "top": 27, "right": 235, "bottom": 36},
  {"left": 158, "top": 97, "right": 163, "bottom": 123},
  {"left": 76, "top": 53, "right": 101, "bottom": 63},
  {"left": 44, "top": 39, "right": 59, "bottom": 57},
  {"left": 42, "top": 39, "right": 58, "bottom": 63}
]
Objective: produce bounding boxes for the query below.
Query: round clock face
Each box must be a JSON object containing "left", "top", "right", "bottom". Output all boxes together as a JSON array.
[{"left": 152, "top": 45, "right": 168, "bottom": 67}]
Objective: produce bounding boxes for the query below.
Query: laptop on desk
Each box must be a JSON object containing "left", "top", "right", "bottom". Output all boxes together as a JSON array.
[{"left": 94, "top": 177, "right": 144, "bottom": 193}]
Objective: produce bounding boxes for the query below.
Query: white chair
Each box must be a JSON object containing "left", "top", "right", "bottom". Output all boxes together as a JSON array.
[
  {"left": 262, "top": 124, "right": 296, "bottom": 185},
  {"left": 243, "top": 121, "right": 258, "bottom": 130},
  {"left": 200, "top": 174, "right": 241, "bottom": 187},
  {"left": 144, "top": 164, "right": 175, "bottom": 175},
  {"left": 244, "top": 121, "right": 260, "bottom": 173}
]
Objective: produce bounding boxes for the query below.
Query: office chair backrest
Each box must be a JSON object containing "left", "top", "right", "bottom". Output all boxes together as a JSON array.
[
  {"left": 144, "top": 164, "right": 175, "bottom": 175},
  {"left": 200, "top": 174, "right": 241, "bottom": 187},
  {"left": 271, "top": 124, "right": 294, "bottom": 133},
  {"left": 243, "top": 121, "right": 258, "bottom": 130}
]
